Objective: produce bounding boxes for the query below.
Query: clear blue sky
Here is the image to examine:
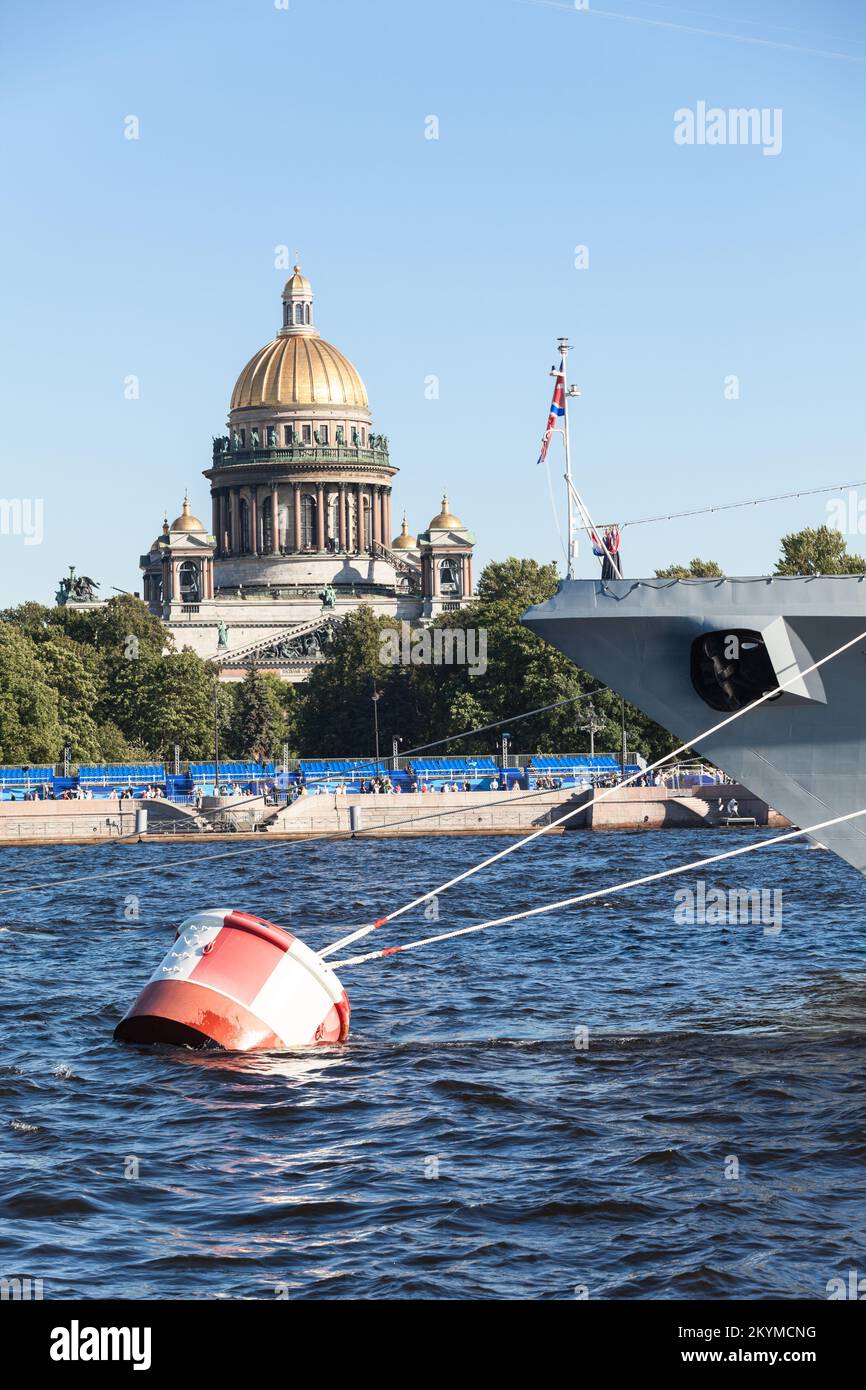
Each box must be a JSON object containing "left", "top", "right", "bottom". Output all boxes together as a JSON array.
[{"left": 1, "top": 0, "right": 864, "bottom": 604}]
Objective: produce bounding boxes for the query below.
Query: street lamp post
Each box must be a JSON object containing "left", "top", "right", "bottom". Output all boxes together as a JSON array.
[
  {"left": 372, "top": 686, "right": 382, "bottom": 774},
  {"left": 213, "top": 682, "right": 221, "bottom": 794},
  {"left": 579, "top": 706, "right": 605, "bottom": 759}
]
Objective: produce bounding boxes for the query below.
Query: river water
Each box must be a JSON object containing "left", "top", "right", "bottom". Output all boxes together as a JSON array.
[{"left": 2, "top": 829, "right": 865, "bottom": 1299}]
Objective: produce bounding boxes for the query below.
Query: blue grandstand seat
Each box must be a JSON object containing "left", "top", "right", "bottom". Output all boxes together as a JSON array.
[
  {"left": 78, "top": 763, "right": 166, "bottom": 785},
  {"left": 0, "top": 765, "right": 53, "bottom": 787},
  {"left": 298, "top": 760, "right": 379, "bottom": 783},
  {"left": 411, "top": 757, "right": 498, "bottom": 775},
  {"left": 189, "top": 762, "right": 275, "bottom": 784},
  {"left": 406, "top": 757, "right": 500, "bottom": 789},
  {"left": 527, "top": 754, "right": 642, "bottom": 786}
]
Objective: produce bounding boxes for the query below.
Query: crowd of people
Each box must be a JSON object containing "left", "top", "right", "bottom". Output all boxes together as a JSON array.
[
  {"left": 7, "top": 784, "right": 160, "bottom": 801},
  {"left": 2, "top": 760, "right": 735, "bottom": 806}
]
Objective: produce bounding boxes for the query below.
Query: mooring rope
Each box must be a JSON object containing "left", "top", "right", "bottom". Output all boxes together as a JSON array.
[
  {"left": 327, "top": 805, "right": 866, "bottom": 969},
  {"left": 320, "top": 624, "right": 866, "bottom": 957}
]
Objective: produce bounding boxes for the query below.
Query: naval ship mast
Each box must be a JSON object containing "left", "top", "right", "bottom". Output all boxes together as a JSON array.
[{"left": 557, "top": 336, "right": 622, "bottom": 581}]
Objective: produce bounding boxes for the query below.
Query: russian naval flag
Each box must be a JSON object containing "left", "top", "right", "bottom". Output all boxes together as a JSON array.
[{"left": 537, "top": 360, "right": 565, "bottom": 465}]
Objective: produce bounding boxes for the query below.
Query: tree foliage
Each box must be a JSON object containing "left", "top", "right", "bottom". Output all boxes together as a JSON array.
[
  {"left": 654, "top": 558, "right": 723, "bottom": 578},
  {"left": 0, "top": 624, "right": 63, "bottom": 763},
  {"left": 25, "top": 531, "right": 861, "bottom": 769},
  {"left": 294, "top": 557, "right": 677, "bottom": 761},
  {"left": 775, "top": 524, "right": 866, "bottom": 576}
]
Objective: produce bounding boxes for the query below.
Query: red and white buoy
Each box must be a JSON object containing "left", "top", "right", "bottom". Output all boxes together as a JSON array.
[{"left": 114, "top": 909, "right": 350, "bottom": 1050}]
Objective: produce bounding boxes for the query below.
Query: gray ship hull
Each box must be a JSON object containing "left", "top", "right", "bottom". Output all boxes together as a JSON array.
[{"left": 522, "top": 575, "right": 866, "bottom": 874}]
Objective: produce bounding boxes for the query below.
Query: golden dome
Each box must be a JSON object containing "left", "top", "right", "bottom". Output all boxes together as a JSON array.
[
  {"left": 392, "top": 515, "right": 417, "bottom": 550},
  {"left": 231, "top": 334, "right": 368, "bottom": 411},
  {"left": 283, "top": 264, "right": 311, "bottom": 296},
  {"left": 428, "top": 493, "right": 463, "bottom": 529},
  {"left": 170, "top": 495, "right": 206, "bottom": 532}
]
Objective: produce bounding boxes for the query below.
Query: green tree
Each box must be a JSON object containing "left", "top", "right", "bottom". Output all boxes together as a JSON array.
[
  {"left": 775, "top": 525, "right": 866, "bottom": 576},
  {"left": 141, "top": 649, "right": 218, "bottom": 759},
  {"left": 232, "top": 669, "right": 286, "bottom": 759},
  {"left": 60, "top": 593, "right": 169, "bottom": 658},
  {"left": 295, "top": 607, "right": 417, "bottom": 756},
  {"left": 93, "top": 720, "right": 144, "bottom": 762},
  {"left": 416, "top": 557, "right": 677, "bottom": 760},
  {"left": 37, "top": 632, "right": 107, "bottom": 761},
  {"left": 654, "top": 558, "right": 723, "bottom": 578},
  {"left": 0, "top": 601, "right": 66, "bottom": 641},
  {"left": 88, "top": 596, "right": 170, "bottom": 746},
  {"left": 476, "top": 556, "right": 560, "bottom": 606},
  {"left": 0, "top": 625, "right": 63, "bottom": 763}
]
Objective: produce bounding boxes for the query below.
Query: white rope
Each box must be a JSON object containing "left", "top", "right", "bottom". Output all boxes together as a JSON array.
[
  {"left": 327, "top": 804, "right": 866, "bottom": 968},
  {"left": 321, "top": 921, "right": 382, "bottom": 957},
  {"left": 320, "top": 624, "right": 866, "bottom": 955}
]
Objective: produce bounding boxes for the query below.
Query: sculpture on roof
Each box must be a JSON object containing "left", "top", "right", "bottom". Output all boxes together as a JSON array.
[{"left": 56, "top": 567, "right": 100, "bottom": 606}]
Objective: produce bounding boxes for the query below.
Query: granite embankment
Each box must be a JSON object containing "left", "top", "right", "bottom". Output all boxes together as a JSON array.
[
  {"left": 0, "top": 786, "right": 787, "bottom": 843},
  {"left": 261, "top": 784, "right": 787, "bottom": 838}
]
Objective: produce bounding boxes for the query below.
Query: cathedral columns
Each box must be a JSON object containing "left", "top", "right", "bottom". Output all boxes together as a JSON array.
[
  {"left": 316, "top": 483, "right": 325, "bottom": 551},
  {"left": 293, "top": 483, "right": 302, "bottom": 553},
  {"left": 231, "top": 488, "right": 240, "bottom": 554},
  {"left": 372, "top": 486, "right": 382, "bottom": 546},
  {"left": 209, "top": 474, "right": 396, "bottom": 563}
]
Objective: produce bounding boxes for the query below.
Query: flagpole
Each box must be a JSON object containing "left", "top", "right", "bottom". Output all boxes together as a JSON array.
[
  {"left": 557, "top": 336, "right": 623, "bottom": 581},
  {"left": 558, "top": 336, "right": 576, "bottom": 579}
]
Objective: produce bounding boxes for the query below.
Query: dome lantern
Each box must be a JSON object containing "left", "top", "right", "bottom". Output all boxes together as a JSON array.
[
  {"left": 280, "top": 262, "right": 315, "bottom": 334},
  {"left": 171, "top": 493, "right": 206, "bottom": 533},
  {"left": 392, "top": 514, "right": 417, "bottom": 550},
  {"left": 428, "top": 493, "right": 463, "bottom": 530}
]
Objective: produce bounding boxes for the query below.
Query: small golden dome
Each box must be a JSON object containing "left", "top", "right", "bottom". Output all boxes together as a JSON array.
[
  {"left": 428, "top": 493, "right": 463, "bottom": 529},
  {"left": 392, "top": 515, "right": 417, "bottom": 550},
  {"left": 231, "top": 334, "right": 368, "bottom": 410},
  {"left": 283, "top": 263, "right": 312, "bottom": 297},
  {"left": 170, "top": 495, "right": 206, "bottom": 532}
]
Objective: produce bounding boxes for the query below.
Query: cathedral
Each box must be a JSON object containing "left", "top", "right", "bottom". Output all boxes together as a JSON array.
[{"left": 138, "top": 266, "right": 475, "bottom": 681}]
